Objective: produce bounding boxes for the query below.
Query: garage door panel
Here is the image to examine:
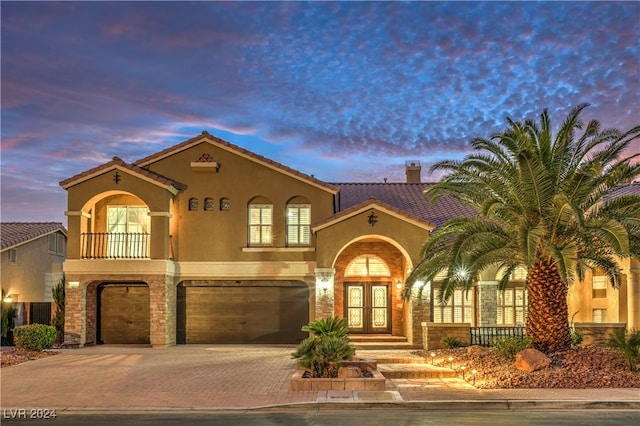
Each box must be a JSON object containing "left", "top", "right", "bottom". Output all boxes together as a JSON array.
[
  {"left": 99, "top": 285, "right": 150, "bottom": 344},
  {"left": 184, "top": 285, "right": 308, "bottom": 344}
]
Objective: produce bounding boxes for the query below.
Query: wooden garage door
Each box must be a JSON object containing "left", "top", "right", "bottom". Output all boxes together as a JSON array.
[
  {"left": 98, "top": 284, "right": 150, "bottom": 344},
  {"left": 182, "top": 285, "right": 308, "bottom": 344}
]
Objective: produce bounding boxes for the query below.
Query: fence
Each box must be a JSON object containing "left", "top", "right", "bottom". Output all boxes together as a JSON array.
[
  {"left": 470, "top": 326, "right": 526, "bottom": 347},
  {"left": 81, "top": 232, "right": 150, "bottom": 259}
]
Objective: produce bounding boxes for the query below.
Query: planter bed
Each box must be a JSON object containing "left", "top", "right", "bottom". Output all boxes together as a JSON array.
[{"left": 289, "top": 359, "right": 385, "bottom": 391}]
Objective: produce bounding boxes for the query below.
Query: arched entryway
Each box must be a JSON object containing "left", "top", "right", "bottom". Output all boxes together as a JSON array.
[
  {"left": 97, "top": 283, "right": 150, "bottom": 344},
  {"left": 334, "top": 239, "right": 407, "bottom": 336}
]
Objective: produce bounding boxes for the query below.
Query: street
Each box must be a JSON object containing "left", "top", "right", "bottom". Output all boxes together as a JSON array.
[{"left": 3, "top": 409, "right": 639, "bottom": 426}]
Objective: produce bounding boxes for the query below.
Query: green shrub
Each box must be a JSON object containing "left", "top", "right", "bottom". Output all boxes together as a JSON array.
[
  {"left": 493, "top": 336, "right": 533, "bottom": 360},
  {"left": 51, "top": 276, "right": 65, "bottom": 344},
  {"left": 13, "top": 324, "right": 56, "bottom": 351},
  {"left": 607, "top": 328, "right": 640, "bottom": 372},
  {"left": 571, "top": 328, "right": 584, "bottom": 347},
  {"left": 292, "top": 317, "right": 355, "bottom": 378},
  {"left": 443, "top": 337, "right": 461, "bottom": 348},
  {"left": 302, "top": 316, "right": 349, "bottom": 338}
]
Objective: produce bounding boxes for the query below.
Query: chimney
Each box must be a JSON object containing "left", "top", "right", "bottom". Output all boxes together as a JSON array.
[{"left": 405, "top": 160, "right": 421, "bottom": 183}]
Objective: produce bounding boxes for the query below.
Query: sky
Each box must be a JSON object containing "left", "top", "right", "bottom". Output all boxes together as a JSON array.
[{"left": 1, "top": 1, "right": 639, "bottom": 225}]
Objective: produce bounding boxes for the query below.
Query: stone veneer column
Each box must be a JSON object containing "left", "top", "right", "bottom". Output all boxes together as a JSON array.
[
  {"left": 63, "top": 276, "right": 85, "bottom": 347},
  {"left": 410, "top": 288, "right": 431, "bottom": 348},
  {"left": 314, "top": 268, "right": 335, "bottom": 319},
  {"left": 477, "top": 280, "right": 498, "bottom": 326},
  {"left": 626, "top": 268, "right": 640, "bottom": 329},
  {"left": 149, "top": 274, "right": 176, "bottom": 347}
]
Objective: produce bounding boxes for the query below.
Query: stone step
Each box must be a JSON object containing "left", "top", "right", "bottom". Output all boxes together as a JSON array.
[{"left": 377, "top": 363, "right": 458, "bottom": 379}]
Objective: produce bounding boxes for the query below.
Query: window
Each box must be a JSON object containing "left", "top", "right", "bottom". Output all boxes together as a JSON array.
[
  {"left": 107, "top": 206, "right": 150, "bottom": 258},
  {"left": 497, "top": 288, "right": 528, "bottom": 325},
  {"left": 286, "top": 204, "right": 311, "bottom": 245},
  {"left": 433, "top": 288, "right": 473, "bottom": 324},
  {"left": 345, "top": 255, "right": 390, "bottom": 277},
  {"left": 592, "top": 276, "right": 607, "bottom": 299},
  {"left": 593, "top": 309, "right": 607, "bottom": 323},
  {"left": 48, "top": 233, "right": 65, "bottom": 256},
  {"left": 248, "top": 204, "right": 272, "bottom": 245},
  {"left": 9, "top": 248, "right": 17, "bottom": 264}
]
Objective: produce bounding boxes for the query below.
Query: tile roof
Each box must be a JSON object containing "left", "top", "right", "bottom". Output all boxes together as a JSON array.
[
  {"left": 333, "top": 183, "right": 478, "bottom": 228},
  {"left": 1, "top": 222, "right": 67, "bottom": 251},
  {"left": 312, "top": 195, "right": 435, "bottom": 231},
  {"left": 606, "top": 182, "right": 640, "bottom": 200},
  {"left": 134, "top": 131, "right": 339, "bottom": 194},
  {"left": 59, "top": 157, "right": 186, "bottom": 191}
]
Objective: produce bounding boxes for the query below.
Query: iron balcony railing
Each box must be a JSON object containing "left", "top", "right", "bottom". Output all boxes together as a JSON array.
[
  {"left": 81, "top": 232, "right": 150, "bottom": 259},
  {"left": 470, "top": 326, "right": 526, "bottom": 347}
]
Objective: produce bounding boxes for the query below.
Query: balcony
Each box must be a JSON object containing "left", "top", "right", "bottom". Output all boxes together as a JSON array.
[{"left": 81, "top": 232, "right": 150, "bottom": 259}]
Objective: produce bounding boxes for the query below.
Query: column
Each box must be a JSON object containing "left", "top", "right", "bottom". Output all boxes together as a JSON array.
[
  {"left": 626, "top": 268, "right": 640, "bottom": 329},
  {"left": 477, "top": 280, "right": 498, "bottom": 326},
  {"left": 314, "top": 268, "right": 335, "bottom": 319}
]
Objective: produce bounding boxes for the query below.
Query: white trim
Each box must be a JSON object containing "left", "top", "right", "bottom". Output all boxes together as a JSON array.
[
  {"left": 63, "top": 259, "right": 176, "bottom": 276},
  {"left": 61, "top": 165, "right": 179, "bottom": 195},
  {"left": 65, "top": 211, "right": 92, "bottom": 218},
  {"left": 177, "top": 261, "right": 315, "bottom": 279}
]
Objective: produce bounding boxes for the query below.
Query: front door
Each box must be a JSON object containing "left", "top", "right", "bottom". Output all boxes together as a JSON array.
[{"left": 344, "top": 282, "right": 391, "bottom": 333}]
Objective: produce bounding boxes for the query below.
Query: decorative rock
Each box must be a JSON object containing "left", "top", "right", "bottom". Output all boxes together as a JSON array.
[
  {"left": 515, "top": 348, "right": 551, "bottom": 372},
  {"left": 467, "top": 345, "right": 485, "bottom": 354},
  {"left": 338, "top": 366, "right": 363, "bottom": 378}
]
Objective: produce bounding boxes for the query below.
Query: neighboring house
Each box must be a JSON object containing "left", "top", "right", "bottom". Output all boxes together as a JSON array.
[
  {"left": 0, "top": 222, "right": 67, "bottom": 326},
  {"left": 59, "top": 132, "right": 640, "bottom": 348}
]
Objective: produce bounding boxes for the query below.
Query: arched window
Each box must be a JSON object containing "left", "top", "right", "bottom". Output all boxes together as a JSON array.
[
  {"left": 345, "top": 255, "right": 390, "bottom": 277},
  {"left": 286, "top": 196, "right": 311, "bottom": 246}
]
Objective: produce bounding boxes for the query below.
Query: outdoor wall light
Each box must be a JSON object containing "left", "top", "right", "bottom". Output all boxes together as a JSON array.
[
  {"left": 448, "top": 356, "right": 454, "bottom": 369},
  {"left": 367, "top": 211, "right": 378, "bottom": 226},
  {"left": 430, "top": 352, "right": 436, "bottom": 365},
  {"left": 3, "top": 294, "right": 17, "bottom": 303}
]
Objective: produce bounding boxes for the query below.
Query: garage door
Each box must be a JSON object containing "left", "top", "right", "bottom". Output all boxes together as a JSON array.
[
  {"left": 178, "top": 284, "right": 308, "bottom": 344},
  {"left": 98, "top": 284, "right": 150, "bottom": 344}
]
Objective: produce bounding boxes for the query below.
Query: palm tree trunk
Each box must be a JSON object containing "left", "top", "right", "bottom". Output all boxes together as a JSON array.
[{"left": 526, "top": 258, "right": 571, "bottom": 353}]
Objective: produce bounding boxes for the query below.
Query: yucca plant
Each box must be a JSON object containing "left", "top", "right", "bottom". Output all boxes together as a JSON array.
[
  {"left": 292, "top": 317, "right": 355, "bottom": 378},
  {"left": 608, "top": 328, "right": 640, "bottom": 372}
]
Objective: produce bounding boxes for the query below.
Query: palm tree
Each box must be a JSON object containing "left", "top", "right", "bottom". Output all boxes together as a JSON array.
[{"left": 408, "top": 104, "right": 640, "bottom": 353}]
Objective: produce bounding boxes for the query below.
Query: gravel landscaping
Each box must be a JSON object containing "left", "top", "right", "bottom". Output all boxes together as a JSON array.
[{"left": 415, "top": 345, "right": 640, "bottom": 389}]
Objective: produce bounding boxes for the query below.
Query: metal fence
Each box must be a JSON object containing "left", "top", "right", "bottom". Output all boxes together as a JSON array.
[
  {"left": 470, "top": 326, "right": 526, "bottom": 347},
  {"left": 29, "top": 302, "right": 52, "bottom": 325},
  {"left": 81, "top": 233, "right": 150, "bottom": 259}
]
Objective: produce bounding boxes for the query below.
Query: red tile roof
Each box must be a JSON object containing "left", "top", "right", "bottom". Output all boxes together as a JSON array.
[
  {"left": 334, "top": 183, "right": 478, "bottom": 228},
  {"left": 1, "top": 222, "right": 67, "bottom": 251},
  {"left": 59, "top": 157, "right": 186, "bottom": 191}
]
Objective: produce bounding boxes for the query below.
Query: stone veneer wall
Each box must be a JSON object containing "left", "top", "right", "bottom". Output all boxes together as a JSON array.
[
  {"left": 64, "top": 273, "right": 175, "bottom": 348},
  {"left": 333, "top": 241, "right": 406, "bottom": 335},
  {"left": 574, "top": 322, "right": 626, "bottom": 346},
  {"left": 422, "top": 323, "right": 471, "bottom": 350}
]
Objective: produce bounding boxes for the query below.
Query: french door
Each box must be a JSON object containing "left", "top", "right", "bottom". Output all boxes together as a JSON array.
[{"left": 344, "top": 282, "right": 391, "bottom": 333}]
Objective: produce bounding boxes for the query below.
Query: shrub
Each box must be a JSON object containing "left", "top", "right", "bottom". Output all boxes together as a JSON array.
[
  {"left": 13, "top": 324, "right": 56, "bottom": 351},
  {"left": 443, "top": 337, "right": 461, "bottom": 348},
  {"left": 302, "top": 316, "right": 349, "bottom": 338},
  {"left": 607, "top": 328, "right": 640, "bottom": 372},
  {"left": 493, "top": 336, "right": 533, "bottom": 360},
  {"left": 51, "top": 276, "right": 65, "bottom": 344},
  {"left": 292, "top": 317, "right": 355, "bottom": 378},
  {"left": 569, "top": 311, "right": 583, "bottom": 347}
]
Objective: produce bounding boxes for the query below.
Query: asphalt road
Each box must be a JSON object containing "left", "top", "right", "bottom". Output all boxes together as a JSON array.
[{"left": 3, "top": 409, "right": 639, "bottom": 426}]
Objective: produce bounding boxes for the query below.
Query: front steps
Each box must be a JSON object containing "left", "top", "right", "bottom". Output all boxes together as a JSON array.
[{"left": 349, "top": 334, "right": 418, "bottom": 350}]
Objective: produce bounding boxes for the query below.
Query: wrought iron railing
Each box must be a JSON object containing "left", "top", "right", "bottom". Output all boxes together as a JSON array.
[
  {"left": 470, "top": 326, "right": 526, "bottom": 347},
  {"left": 81, "top": 232, "right": 150, "bottom": 259}
]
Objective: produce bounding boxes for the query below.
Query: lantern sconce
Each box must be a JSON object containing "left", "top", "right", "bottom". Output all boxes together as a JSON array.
[{"left": 367, "top": 210, "right": 378, "bottom": 226}]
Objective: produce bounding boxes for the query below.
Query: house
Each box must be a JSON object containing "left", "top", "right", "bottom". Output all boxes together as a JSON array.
[
  {"left": 0, "top": 222, "right": 67, "bottom": 325},
  {"left": 59, "top": 132, "right": 640, "bottom": 348}
]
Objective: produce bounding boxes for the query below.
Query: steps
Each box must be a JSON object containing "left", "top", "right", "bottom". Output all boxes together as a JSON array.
[{"left": 349, "top": 334, "right": 418, "bottom": 350}]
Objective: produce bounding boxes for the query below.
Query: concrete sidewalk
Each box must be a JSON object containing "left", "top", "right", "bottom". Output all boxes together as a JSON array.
[{"left": 1, "top": 345, "right": 638, "bottom": 412}]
